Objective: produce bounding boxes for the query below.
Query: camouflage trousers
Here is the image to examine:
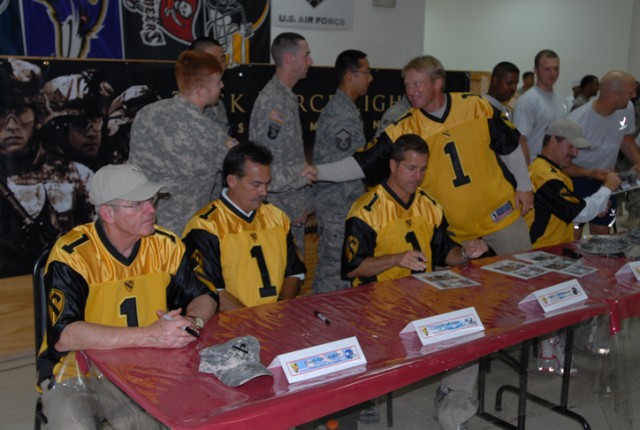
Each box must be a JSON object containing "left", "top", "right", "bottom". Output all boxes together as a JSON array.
[
  {"left": 268, "top": 187, "right": 310, "bottom": 257},
  {"left": 312, "top": 206, "right": 352, "bottom": 294}
]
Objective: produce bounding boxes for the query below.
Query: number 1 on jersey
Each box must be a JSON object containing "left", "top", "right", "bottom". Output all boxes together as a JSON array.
[
  {"left": 250, "top": 245, "right": 277, "bottom": 298},
  {"left": 404, "top": 231, "right": 424, "bottom": 274},
  {"left": 120, "top": 297, "right": 139, "bottom": 327},
  {"left": 444, "top": 141, "right": 471, "bottom": 187}
]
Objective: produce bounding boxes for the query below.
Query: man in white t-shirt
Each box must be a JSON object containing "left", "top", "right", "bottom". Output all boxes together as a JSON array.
[{"left": 514, "top": 49, "right": 569, "bottom": 163}]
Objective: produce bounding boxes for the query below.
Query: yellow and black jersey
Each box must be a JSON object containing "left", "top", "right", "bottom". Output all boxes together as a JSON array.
[
  {"left": 526, "top": 155, "right": 585, "bottom": 248},
  {"left": 37, "top": 221, "right": 211, "bottom": 387},
  {"left": 353, "top": 93, "right": 521, "bottom": 242},
  {"left": 182, "top": 196, "right": 306, "bottom": 308},
  {"left": 342, "top": 181, "right": 458, "bottom": 286}
]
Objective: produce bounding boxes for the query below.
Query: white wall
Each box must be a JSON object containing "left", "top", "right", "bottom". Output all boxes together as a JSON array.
[
  {"left": 628, "top": 0, "right": 640, "bottom": 78},
  {"left": 424, "top": 0, "right": 635, "bottom": 97},
  {"left": 270, "top": 0, "right": 639, "bottom": 97},
  {"left": 270, "top": 1, "right": 425, "bottom": 69}
]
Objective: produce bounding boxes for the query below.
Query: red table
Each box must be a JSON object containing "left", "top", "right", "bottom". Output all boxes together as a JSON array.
[
  {"left": 86, "top": 254, "right": 610, "bottom": 430},
  {"left": 557, "top": 242, "right": 640, "bottom": 428},
  {"left": 546, "top": 243, "right": 636, "bottom": 335}
]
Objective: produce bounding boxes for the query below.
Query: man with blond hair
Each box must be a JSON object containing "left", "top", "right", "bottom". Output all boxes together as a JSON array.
[
  {"left": 310, "top": 54, "right": 533, "bottom": 256},
  {"left": 307, "top": 54, "right": 533, "bottom": 430}
]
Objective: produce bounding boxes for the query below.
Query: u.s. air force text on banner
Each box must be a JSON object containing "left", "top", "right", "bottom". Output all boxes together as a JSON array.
[{"left": 273, "top": 0, "right": 353, "bottom": 31}]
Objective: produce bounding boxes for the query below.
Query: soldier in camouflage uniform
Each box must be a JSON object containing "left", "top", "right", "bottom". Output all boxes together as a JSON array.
[
  {"left": 129, "top": 51, "right": 236, "bottom": 234},
  {"left": 374, "top": 95, "right": 411, "bottom": 138},
  {"left": 312, "top": 50, "right": 371, "bottom": 294},
  {"left": 0, "top": 59, "right": 94, "bottom": 277},
  {"left": 190, "top": 37, "right": 233, "bottom": 136},
  {"left": 249, "top": 32, "right": 313, "bottom": 254},
  {"left": 40, "top": 69, "right": 112, "bottom": 171}
]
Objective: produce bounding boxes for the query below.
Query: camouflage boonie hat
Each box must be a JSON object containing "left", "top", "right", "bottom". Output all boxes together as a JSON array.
[{"left": 198, "top": 336, "right": 272, "bottom": 387}]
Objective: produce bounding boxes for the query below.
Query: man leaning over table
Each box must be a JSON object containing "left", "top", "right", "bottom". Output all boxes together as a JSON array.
[
  {"left": 183, "top": 142, "right": 306, "bottom": 311},
  {"left": 37, "top": 164, "right": 218, "bottom": 430},
  {"left": 526, "top": 118, "right": 621, "bottom": 249},
  {"left": 526, "top": 119, "right": 620, "bottom": 375}
]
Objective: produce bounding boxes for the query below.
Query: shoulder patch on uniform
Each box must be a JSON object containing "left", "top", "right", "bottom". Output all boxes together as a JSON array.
[
  {"left": 560, "top": 188, "right": 581, "bottom": 204},
  {"left": 345, "top": 235, "right": 359, "bottom": 263},
  {"left": 269, "top": 109, "right": 285, "bottom": 124},
  {"left": 268, "top": 123, "right": 281, "bottom": 140},
  {"left": 49, "top": 288, "right": 65, "bottom": 326},
  {"left": 335, "top": 128, "right": 353, "bottom": 152}
]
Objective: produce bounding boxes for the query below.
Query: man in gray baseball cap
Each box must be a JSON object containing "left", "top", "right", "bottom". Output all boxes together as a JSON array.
[
  {"left": 38, "top": 164, "right": 218, "bottom": 428},
  {"left": 527, "top": 118, "right": 620, "bottom": 249},
  {"left": 89, "top": 163, "right": 165, "bottom": 206},
  {"left": 527, "top": 118, "right": 620, "bottom": 377},
  {"left": 544, "top": 118, "right": 591, "bottom": 150}
]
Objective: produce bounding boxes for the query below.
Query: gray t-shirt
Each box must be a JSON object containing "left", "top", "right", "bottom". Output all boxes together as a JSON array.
[
  {"left": 568, "top": 100, "right": 635, "bottom": 170},
  {"left": 514, "top": 86, "right": 568, "bottom": 160}
]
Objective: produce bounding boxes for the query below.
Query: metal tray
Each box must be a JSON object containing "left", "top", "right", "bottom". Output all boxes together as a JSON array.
[{"left": 577, "top": 235, "right": 631, "bottom": 255}]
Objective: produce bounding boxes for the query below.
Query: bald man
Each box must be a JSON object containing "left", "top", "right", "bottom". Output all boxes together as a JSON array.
[{"left": 566, "top": 70, "right": 639, "bottom": 235}]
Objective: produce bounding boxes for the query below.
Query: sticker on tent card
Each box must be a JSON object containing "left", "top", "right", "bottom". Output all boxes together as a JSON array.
[
  {"left": 400, "top": 307, "right": 484, "bottom": 346},
  {"left": 268, "top": 337, "right": 366, "bottom": 384},
  {"left": 519, "top": 279, "right": 587, "bottom": 313},
  {"left": 615, "top": 260, "right": 640, "bottom": 281}
]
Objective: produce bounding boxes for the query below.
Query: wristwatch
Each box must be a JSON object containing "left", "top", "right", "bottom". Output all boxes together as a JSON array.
[{"left": 190, "top": 316, "right": 204, "bottom": 330}]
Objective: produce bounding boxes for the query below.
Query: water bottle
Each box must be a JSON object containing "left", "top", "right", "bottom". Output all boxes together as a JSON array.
[{"left": 537, "top": 337, "right": 559, "bottom": 373}]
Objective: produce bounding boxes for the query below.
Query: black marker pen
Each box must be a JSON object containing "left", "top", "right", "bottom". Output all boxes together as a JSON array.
[
  {"left": 314, "top": 311, "right": 331, "bottom": 325},
  {"left": 162, "top": 314, "right": 200, "bottom": 338}
]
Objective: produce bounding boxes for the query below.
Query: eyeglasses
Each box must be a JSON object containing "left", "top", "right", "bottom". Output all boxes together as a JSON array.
[
  {"left": 0, "top": 107, "right": 35, "bottom": 129},
  {"left": 109, "top": 196, "right": 160, "bottom": 211},
  {"left": 352, "top": 69, "right": 372, "bottom": 76},
  {"left": 69, "top": 116, "right": 103, "bottom": 131}
]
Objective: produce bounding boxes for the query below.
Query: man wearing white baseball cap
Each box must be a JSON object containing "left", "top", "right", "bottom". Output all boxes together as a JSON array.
[
  {"left": 526, "top": 119, "right": 621, "bottom": 377},
  {"left": 37, "top": 164, "right": 218, "bottom": 429},
  {"left": 526, "top": 118, "right": 621, "bottom": 249}
]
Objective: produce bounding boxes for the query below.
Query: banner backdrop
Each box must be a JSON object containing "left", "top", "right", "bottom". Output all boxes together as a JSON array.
[
  {"left": 0, "top": 0, "right": 270, "bottom": 62},
  {"left": 0, "top": 0, "right": 24, "bottom": 55},
  {"left": 272, "top": 0, "right": 353, "bottom": 31},
  {"left": 0, "top": 56, "right": 469, "bottom": 277}
]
